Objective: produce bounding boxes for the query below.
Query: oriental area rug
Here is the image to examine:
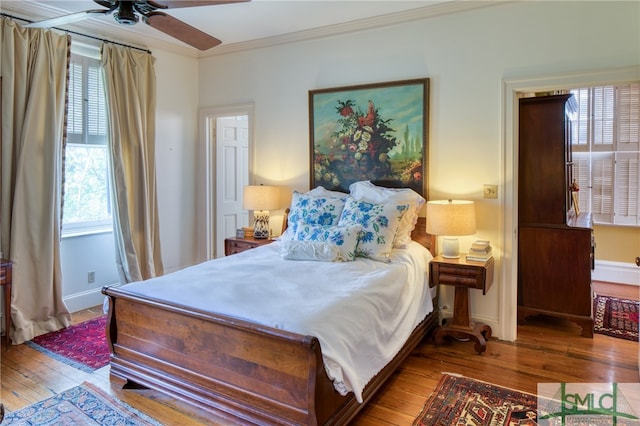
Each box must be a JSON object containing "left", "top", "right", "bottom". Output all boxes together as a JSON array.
[
  {"left": 413, "top": 373, "right": 539, "bottom": 426},
  {"left": 593, "top": 294, "right": 639, "bottom": 341},
  {"left": 2, "top": 382, "right": 161, "bottom": 425},
  {"left": 25, "top": 315, "right": 110, "bottom": 372}
]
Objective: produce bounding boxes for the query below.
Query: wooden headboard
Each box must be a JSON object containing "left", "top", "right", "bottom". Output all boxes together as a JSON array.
[{"left": 411, "top": 217, "right": 436, "bottom": 254}]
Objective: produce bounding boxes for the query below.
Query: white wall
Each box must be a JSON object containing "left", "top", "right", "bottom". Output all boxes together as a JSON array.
[
  {"left": 153, "top": 49, "right": 200, "bottom": 273},
  {"left": 195, "top": 1, "right": 640, "bottom": 339},
  {"left": 61, "top": 232, "right": 118, "bottom": 311}
]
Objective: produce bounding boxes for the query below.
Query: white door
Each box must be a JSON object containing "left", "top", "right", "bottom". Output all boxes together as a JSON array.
[{"left": 216, "top": 116, "right": 249, "bottom": 257}]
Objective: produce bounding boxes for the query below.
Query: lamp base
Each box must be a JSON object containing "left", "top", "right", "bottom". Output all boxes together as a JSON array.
[
  {"left": 253, "top": 210, "right": 270, "bottom": 239},
  {"left": 441, "top": 237, "right": 460, "bottom": 258}
]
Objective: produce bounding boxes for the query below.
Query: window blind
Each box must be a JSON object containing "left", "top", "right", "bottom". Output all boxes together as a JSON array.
[
  {"left": 615, "top": 152, "right": 639, "bottom": 225},
  {"left": 571, "top": 83, "right": 640, "bottom": 226},
  {"left": 617, "top": 83, "right": 640, "bottom": 152},
  {"left": 66, "top": 53, "right": 107, "bottom": 145},
  {"left": 66, "top": 62, "right": 83, "bottom": 141}
]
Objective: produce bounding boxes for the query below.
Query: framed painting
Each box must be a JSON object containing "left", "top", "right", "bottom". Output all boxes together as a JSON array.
[{"left": 309, "top": 78, "right": 429, "bottom": 196}]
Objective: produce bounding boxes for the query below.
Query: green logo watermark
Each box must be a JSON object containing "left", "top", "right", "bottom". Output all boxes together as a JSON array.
[{"left": 537, "top": 382, "right": 640, "bottom": 425}]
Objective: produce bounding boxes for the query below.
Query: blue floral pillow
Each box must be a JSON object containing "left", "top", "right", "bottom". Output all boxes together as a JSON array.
[
  {"left": 338, "top": 197, "right": 409, "bottom": 262},
  {"left": 349, "top": 181, "right": 425, "bottom": 248},
  {"left": 280, "top": 191, "right": 347, "bottom": 240},
  {"left": 293, "top": 222, "right": 362, "bottom": 261}
]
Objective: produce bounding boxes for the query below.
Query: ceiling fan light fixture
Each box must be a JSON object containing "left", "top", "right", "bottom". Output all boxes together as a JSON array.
[
  {"left": 114, "top": 13, "right": 139, "bottom": 25},
  {"left": 114, "top": 2, "right": 139, "bottom": 25}
]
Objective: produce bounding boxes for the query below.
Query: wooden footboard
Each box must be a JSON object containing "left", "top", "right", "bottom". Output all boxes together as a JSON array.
[{"left": 102, "top": 285, "right": 438, "bottom": 425}]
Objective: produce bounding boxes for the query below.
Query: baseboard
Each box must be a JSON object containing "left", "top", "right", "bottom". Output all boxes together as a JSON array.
[
  {"left": 592, "top": 260, "right": 639, "bottom": 286},
  {"left": 63, "top": 267, "right": 185, "bottom": 312},
  {"left": 63, "top": 282, "right": 121, "bottom": 312}
]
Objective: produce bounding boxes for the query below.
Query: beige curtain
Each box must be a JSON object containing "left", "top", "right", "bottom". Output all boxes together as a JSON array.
[
  {"left": 0, "top": 18, "right": 71, "bottom": 345},
  {"left": 101, "top": 43, "right": 163, "bottom": 283}
]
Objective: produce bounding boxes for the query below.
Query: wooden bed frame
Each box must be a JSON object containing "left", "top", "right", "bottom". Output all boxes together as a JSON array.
[{"left": 102, "top": 218, "right": 438, "bottom": 425}]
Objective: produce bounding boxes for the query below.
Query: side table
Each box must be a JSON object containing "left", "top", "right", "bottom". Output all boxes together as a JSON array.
[
  {"left": 0, "top": 259, "right": 12, "bottom": 348},
  {"left": 430, "top": 255, "right": 494, "bottom": 354}
]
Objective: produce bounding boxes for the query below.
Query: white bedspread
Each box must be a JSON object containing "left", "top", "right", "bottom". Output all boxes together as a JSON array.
[{"left": 119, "top": 240, "right": 434, "bottom": 403}]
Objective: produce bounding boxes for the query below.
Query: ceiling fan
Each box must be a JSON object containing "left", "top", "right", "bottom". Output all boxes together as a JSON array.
[{"left": 25, "top": 0, "right": 250, "bottom": 50}]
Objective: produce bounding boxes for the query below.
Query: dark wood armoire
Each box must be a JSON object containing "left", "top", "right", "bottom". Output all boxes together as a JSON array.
[{"left": 517, "top": 94, "right": 595, "bottom": 337}]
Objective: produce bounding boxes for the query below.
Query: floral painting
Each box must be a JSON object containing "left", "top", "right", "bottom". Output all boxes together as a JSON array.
[{"left": 309, "top": 78, "right": 429, "bottom": 194}]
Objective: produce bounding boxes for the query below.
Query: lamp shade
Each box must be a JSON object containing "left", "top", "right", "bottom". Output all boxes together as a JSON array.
[
  {"left": 243, "top": 185, "right": 282, "bottom": 211},
  {"left": 426, "top": 200, "right": 477, "bottom": 236},
  {"left": 426, "top": 200, "right": 476, "bottom": 258}
]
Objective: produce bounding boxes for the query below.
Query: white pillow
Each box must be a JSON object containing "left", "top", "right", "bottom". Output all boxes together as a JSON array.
[
  {"left": 307, "top": 186, "right": 347, "bottom": 199},
  {"left": 338, "top": 196, "right": 409, "bottom": 263},
  {"left": 293, "top": 222, "right": 362, "bottom": 261},
  {"left": 349, "top": 181, "right": 425, "bottom": 248},
  {"left": 280, "top": 240, "right": 342, "bottom": 262}
]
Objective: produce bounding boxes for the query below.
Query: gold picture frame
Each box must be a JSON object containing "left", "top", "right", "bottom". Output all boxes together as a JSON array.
[{"left": 309, "top": 78, "right": 429, "bottom": 196}]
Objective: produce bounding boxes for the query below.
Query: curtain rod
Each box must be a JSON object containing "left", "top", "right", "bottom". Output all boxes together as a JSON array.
[{"left": 1, "top": 13, "right": 152, "bottom": 54}]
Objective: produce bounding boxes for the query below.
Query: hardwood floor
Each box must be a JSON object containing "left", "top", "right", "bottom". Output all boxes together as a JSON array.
[{"left": 1, "top": 282, "right": 638, "bottom": 425}]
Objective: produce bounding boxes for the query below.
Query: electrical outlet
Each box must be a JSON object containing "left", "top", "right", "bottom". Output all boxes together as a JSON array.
[
  {"left": 88, "top": 271, "right": 96, "bottom": 283},
  {"left": 483, "top": 184, "right": 497, "bottom": 199}
]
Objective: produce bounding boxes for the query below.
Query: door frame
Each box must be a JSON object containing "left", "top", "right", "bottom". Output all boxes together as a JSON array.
[
  {"left": 501, "top": 66, "right": 638, "bottom": 341},
  {"left": 200, "top": 103, "right": 255, "bottom": 260}
]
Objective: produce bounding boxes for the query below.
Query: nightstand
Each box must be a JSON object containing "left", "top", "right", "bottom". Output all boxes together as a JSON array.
[
  {"left": 430, "top": 255, "right": 494, "bottom": 354},
  {"left": 224, "top": 237, "right": 274, "bottom": 256},
  {"left": 1, "top": 259, "right": 12, "bottom": 348}
]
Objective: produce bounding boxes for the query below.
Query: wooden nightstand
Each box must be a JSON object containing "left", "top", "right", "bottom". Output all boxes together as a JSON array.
[
  {"left": 224, "top": 237, "right": 274, "bottom": 256},
  {"left": 430, "top": 255, "right": 494, "bottom": 354},
  {"left": 1, "top": 259, "right": 12, "bottom": 348}
]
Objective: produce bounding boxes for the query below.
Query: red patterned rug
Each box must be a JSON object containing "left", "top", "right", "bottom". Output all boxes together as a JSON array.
[
  {"left": 413, "top": 374, "right": 538, "bottom": 426},
  {"left": 593, "top": 294, "right": 639, "bottom": 341},
  {"left": 25, "top": 315, "right": 109, "bottom": 372}
]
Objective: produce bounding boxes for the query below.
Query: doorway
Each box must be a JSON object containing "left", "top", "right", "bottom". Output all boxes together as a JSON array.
[
  {"left": 201, "top": 104, "right": 255, "bottom": 259},
  {"left": 501, "top": 67, "right": 637, "bottom": 341}
]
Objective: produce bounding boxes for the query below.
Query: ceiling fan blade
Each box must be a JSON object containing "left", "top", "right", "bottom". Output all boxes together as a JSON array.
[
  {"left": 144, "top": 12, "right": 221, "bottom": 50},
  {"left": 25, "top": 9, "right": 112, "bottom": 28},
  {"left": 152, "top": 1, "right": 250, "bottom": 9}
]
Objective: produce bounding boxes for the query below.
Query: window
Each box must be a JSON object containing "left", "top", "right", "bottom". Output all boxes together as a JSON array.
[
  {"left": 62, "top": 53, "right": 112, "bottom": 234},
  {"left": 570, "top": 83, "right": 640, "bottom": 226}
]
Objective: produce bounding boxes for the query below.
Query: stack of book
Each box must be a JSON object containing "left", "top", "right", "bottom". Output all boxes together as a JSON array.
[{"left": 466, "top": 240, "right": 493, "bottom": 262}]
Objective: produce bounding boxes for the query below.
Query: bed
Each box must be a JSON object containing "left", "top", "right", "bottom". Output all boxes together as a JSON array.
[{"left": 102, "top": 183, "right": 438, "bottom": 425}]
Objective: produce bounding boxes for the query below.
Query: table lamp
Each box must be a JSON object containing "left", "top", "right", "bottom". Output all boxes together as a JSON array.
[
  {"left": 426, "top": 200, "right": 476, "bottom": 258},
  {"left": 243, "top": 185, "right": 282, "bottom": 239}
]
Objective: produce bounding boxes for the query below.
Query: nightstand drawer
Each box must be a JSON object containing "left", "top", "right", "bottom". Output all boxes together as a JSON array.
[
  {"left": 429, "top": 256, "right": 493, "bottom": 294},
  {"left": 225, "top": 240, "right": 258, "bottom": 255},
  {"left": 432, "top": 264, "right": 484, "bottom": 289},
  {"left": 224, "top": 237, "right": 274, "bottom": 256},
  {"left": 226, "top": 240, "right": 257, "bottom": 253}
]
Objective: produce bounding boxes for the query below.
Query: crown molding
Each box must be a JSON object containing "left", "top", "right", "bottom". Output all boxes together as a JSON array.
[{"left": 200, "top": 1, "right": 508, "bottom": 58}]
